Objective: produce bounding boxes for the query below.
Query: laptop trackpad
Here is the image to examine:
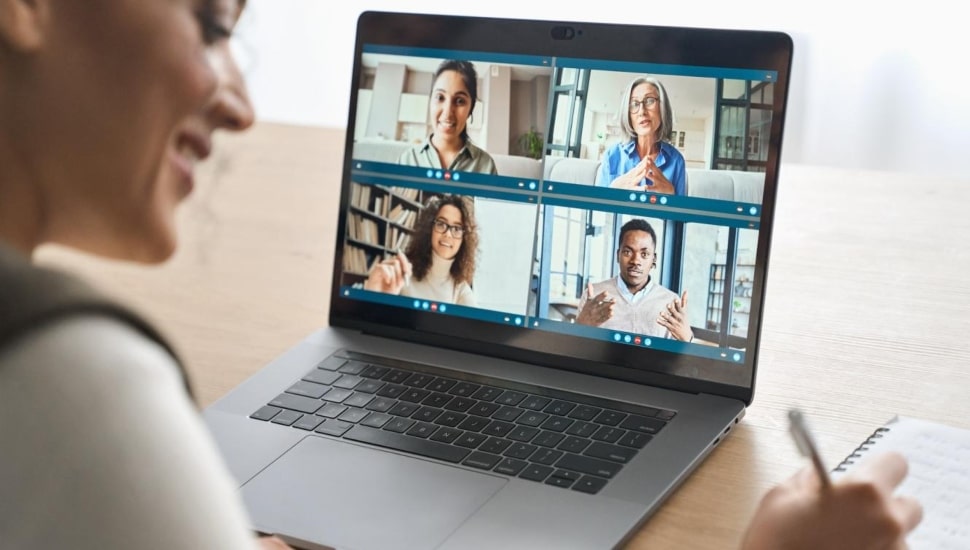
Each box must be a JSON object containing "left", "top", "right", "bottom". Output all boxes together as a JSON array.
[{"left": 241, "top": 435, "right": 506, "bottom": 550}]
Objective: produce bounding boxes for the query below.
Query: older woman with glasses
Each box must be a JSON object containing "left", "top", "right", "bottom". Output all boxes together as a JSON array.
[
  {"left": 598, "top": 76, "right": 687, "bottom": 195},
  {"left": 364, "top": 194, "right": 478, "bottom": 306}
]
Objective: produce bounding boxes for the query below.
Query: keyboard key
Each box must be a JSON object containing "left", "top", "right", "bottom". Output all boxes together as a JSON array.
[
  {"left": 412, "top": 406, "right": 444, "bottom": 423},
  {"left": 557, "top": 436, "right": 591, "bottom": 454},
  {"left": 482, "top": 421, "right": 515, "bottom": 438},
  {"left": 360, "top": 365, "right": 390, "bottom": 379},
  {"left": 618, "top": 431, "right": 653, "bottom": 449},
  {"left": 399, "top": 388, "right": 431, "bottom": 403},
  {"left": 269, "top": 393, "right": 322, "bottom": 414},
  {"left": 317, "top": 403, "right": 347, "bottom": 418},
  {"left": 429, "top": 427, "right": 463, "bottom": 444},
  {"left": 591, "top": 426, "right": 624, "bottom": 443},
  {"left": 479, "top": 437, "right": 513, "bottom": 455},
  {"left": 364, "top": 397, "right": 395, "bottom": 413},
  {"left": 656, "top": 409, "right": 676, "bottom": 421},
  {"left": 492, "top": 406, "right": 524, "bottom": 422},
  {"left": 302, "top": 369, "right": 340, "bottom": 386},
  {"left": 467, "top": 402, "right": 501, "bottom": 417},
  {"left": 406, "top": 421, "right": 437, "bottom": 439},
  {"left": 443, "top": 397, "right": 475, "bottom": 412},
  {"left": 344, "top": 425, "right": 470, "bottom": 464},
  {"left": 387, "top": 402, "right": 419, "bottom": 417},
  {"left": 494, "top": 458, "right": 528, "bottom": 476},
  {"left": 544, "top": 400, "right": 576, "bottom": 416},
  {"left": 343, "top": 392, "right": 374, "bottom": 409},
  {"left": 360, "top": 412, "right": 391, "bottom": 429},
  {"left": 471, "top": 386, "right": 503, "bottom": 401},
  {"left": 292, "top": 415, "right": 324, "bottom": 431},
  {"left": 531, "top": 448, "right": 563, "bottom": 466},
  {"left": 495, "top": 391, "right": 527, "bottom": 406},
  {"left": 337, "top": 408, "right": 369, "bottom": 424},
  {"left": 545, "top": 476, "right": 575, "bottom": 489},
  {"left": 270, "top": 410, "right": 303, "bottom": 426},
  {"left": 540, "top": 416, "right": 573, "bottom": 433},
  {"left": 321, "top": 388, "right": 353, "bottom": 403},
  {"left": 507, "top": 426, "right": 540, "bottom": 442},
  {"left": 573, "top": 475, "right": 608, "bottom": 495},
  {"left": 435, "top": 411, "right": 467, "bottom": 427},
  {"left": 565, "top": 421, "right": 598, "bottom": 438},
  {"left": 250, "top": 405, "right": 282, "bottom": 421},
  {"left": 333, "top": 374, "right": 364, "bottom": 389},
  {"left": 352, "top": 379, "right": 384, "bottom": 394},
  {"left": 593, "top": 410, "right": 627, "bottom": 426},
  {"left": 449, "top": 382, "right": 480, "bottom": 397},
  {"left": 584, "top": 442, "right": 637, "bottom": 463},
  {"left": 463, "top": 451, "right": 502, "bottom": 470},
  {"left": 503, "top": 443, "right": 538, "bottom": 460},
  {"left": 516, "top": 411, "right": 549, "bottom": 427},
  {"left": 337, "top": 360, "right": 368, "bottom": 375},
  {"left": 315, "top": 419, "right": 353, "bottom": 437},
  {"left": 556, "top": 453, "right": 622, "bottom": 479},
  {"left": 383, "top": 418, "right": 415, "bottom": 433},
  {"left": 426, "top": 378, "right": 457, "bottom": 393},
  {"left": 455, "top": 432, "right": 488, "bottom": 449},
  {"left": 403, "top": 373, "right": 434, "bottom": 388},
  {"left": 519, "top": 395, "right": 552, "bottom": 411},
  {"left": 421, "top": 392, "right": 453, "bottom": 408},
  {"left": 376, "top": 383, "right": 406, "bottom": 399},
  {"left": 315, "top": 356, "right": 346, "bottom": 371},
  {"left": 457, "top": 416, "right": 490, "bottom": 432},
  {"left": 532, "top": 431, "right": 565, "bottom": 448},
  {"left": 620, "top": 415, "right": 666, "bottom": 434},
  {"left": 568, "top": 405, "right": 602, "bottom": 421},
  {"left": 519, "top": 464, "right": 554, "bottom": 482},
  {"left": 382, "top": 369, "right": 411, "bottom": 384}
]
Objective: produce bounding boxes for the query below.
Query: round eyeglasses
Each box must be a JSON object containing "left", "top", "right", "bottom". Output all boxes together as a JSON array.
[{"left": 432, "top": 219, "right": 465, "bottom": 238}]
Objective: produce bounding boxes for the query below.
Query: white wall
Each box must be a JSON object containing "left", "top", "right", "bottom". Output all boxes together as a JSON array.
[{"left": 234, "top": 1, "right": 969, "bottom": 179}]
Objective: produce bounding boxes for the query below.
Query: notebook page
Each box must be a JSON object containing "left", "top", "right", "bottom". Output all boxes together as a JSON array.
[{"left": 835, "top": 416, "right": 970, "bottom": 549}]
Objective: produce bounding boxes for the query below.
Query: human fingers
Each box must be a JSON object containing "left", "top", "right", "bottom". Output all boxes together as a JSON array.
[
  {"left": 891, "top": 494, "right": 923, "bottom": 534},
  {"left": 680, "top": 290, "right": 689, "bottom": 308},
  {"left": 586, "top": 282, "right": 595, "bottom": 300},
  {"left": 849, "top": 451, "right": 909, "bottom": 495}
]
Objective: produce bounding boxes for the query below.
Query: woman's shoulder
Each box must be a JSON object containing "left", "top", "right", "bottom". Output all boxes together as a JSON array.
[{"left": 1, "top": 314, "right": 184, "bottom": 395}]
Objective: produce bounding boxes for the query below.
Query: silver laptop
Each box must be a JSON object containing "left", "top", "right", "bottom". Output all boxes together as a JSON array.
[{"left": 204, "top": 11, "right": 792, "bottom": 550}]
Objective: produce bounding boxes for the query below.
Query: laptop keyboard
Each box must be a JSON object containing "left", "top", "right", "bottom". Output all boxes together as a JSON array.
[{"left": 249, "top": 353, "right": 675, "bottom": 495}]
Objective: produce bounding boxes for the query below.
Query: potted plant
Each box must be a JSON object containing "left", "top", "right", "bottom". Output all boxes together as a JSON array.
[{"left": 518, "top": 127, "right": 544, "bottom": 159}]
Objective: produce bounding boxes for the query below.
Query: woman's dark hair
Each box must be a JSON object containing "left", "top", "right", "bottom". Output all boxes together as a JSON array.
[
  {"left": 405, "top": 194, "right": 478, "bottom": 286},
  {"left": 432, "top": 59, "right": 479, "bottom": 142}
]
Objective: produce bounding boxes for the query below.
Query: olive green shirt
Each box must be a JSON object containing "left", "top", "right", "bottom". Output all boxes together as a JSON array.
[{"left": 398, "top": 135, "right": 498, "bottom": 175}]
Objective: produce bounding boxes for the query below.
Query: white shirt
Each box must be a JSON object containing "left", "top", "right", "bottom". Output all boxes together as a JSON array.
[{"left": 0, "top": 315, "right": 259, "bottom": 549}]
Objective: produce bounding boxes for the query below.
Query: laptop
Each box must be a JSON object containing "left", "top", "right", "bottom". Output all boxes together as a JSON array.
[{"left": 204, "top": 11, "right": 792, "bottom": 550}]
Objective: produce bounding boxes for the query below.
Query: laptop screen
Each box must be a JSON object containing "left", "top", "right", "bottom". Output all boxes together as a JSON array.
[{"left": 332, "top": 12, "right": 792, "bottom": 402}]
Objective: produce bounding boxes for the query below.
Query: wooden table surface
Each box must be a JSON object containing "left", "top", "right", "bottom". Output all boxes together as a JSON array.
[{"left": 37, "top": 121, "right": 970, "bottom": 549}]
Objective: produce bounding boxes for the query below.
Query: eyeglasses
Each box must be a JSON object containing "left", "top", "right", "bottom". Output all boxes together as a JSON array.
[
  {"left": 620, "top": 247, "right": 654, "bottom": 260},
  {"left": 628, "top": 96, "right": 659, "bottom": 113},
  {"left": 432, "top": 218, "right": 465, "bottom": 238}
]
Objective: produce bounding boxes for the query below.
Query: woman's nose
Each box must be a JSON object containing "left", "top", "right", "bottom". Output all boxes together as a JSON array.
[{"left": 207, "top": 47, "right": 255, "bottom": 132}]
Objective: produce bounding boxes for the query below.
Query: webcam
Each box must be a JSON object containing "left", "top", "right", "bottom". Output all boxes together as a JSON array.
[{"left": 550, "top": 26, "right": 576, "bottom": 40}]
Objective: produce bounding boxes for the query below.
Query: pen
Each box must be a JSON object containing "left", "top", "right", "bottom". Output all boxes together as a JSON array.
[{"left": 788, "top": 408, "right": 831, "bottom": 488}]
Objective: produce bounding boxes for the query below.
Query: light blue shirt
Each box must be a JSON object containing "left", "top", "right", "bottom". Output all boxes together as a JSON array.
[
  {"left": 598, "top": 140, "right": 687, "bottom": 195},
  {"left": 614, "top": 275, "right": 655, "bottom": 304}
]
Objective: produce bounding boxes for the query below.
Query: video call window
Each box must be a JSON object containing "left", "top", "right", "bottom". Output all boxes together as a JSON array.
[{"left": 341, "top": 44, "right": 777, "bottom": 364}]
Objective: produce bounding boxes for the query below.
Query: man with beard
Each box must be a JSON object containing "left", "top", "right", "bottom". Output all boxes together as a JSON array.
[{"left": 576, "top": 219, "right": 693, "bottom": 341}]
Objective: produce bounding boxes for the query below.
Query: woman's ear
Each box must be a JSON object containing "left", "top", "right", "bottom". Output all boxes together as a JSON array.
[{"left": 0, "top": 0, "right": 49, "bottom": 52}]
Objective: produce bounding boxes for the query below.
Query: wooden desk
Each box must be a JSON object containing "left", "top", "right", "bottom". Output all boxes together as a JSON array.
[{"left": 37, "top": 122, "right": 970, "bottom": 549}]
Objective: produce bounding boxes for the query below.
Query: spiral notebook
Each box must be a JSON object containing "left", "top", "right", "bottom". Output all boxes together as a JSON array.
[{"left": 834, "top": 416, "right": 970, "bottom": 549}]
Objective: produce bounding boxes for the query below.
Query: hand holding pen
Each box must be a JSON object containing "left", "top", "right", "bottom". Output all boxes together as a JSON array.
[
  {"left": 740, "top": 409, "right": 922, "bottom": 550},
  {"left": 363, "top": 250, "right": 412, "bottom": 294}
]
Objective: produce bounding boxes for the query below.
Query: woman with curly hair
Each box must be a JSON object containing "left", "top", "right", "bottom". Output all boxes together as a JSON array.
[{"left": 364, "top": 194, "right": 478, "bottom": 306}]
